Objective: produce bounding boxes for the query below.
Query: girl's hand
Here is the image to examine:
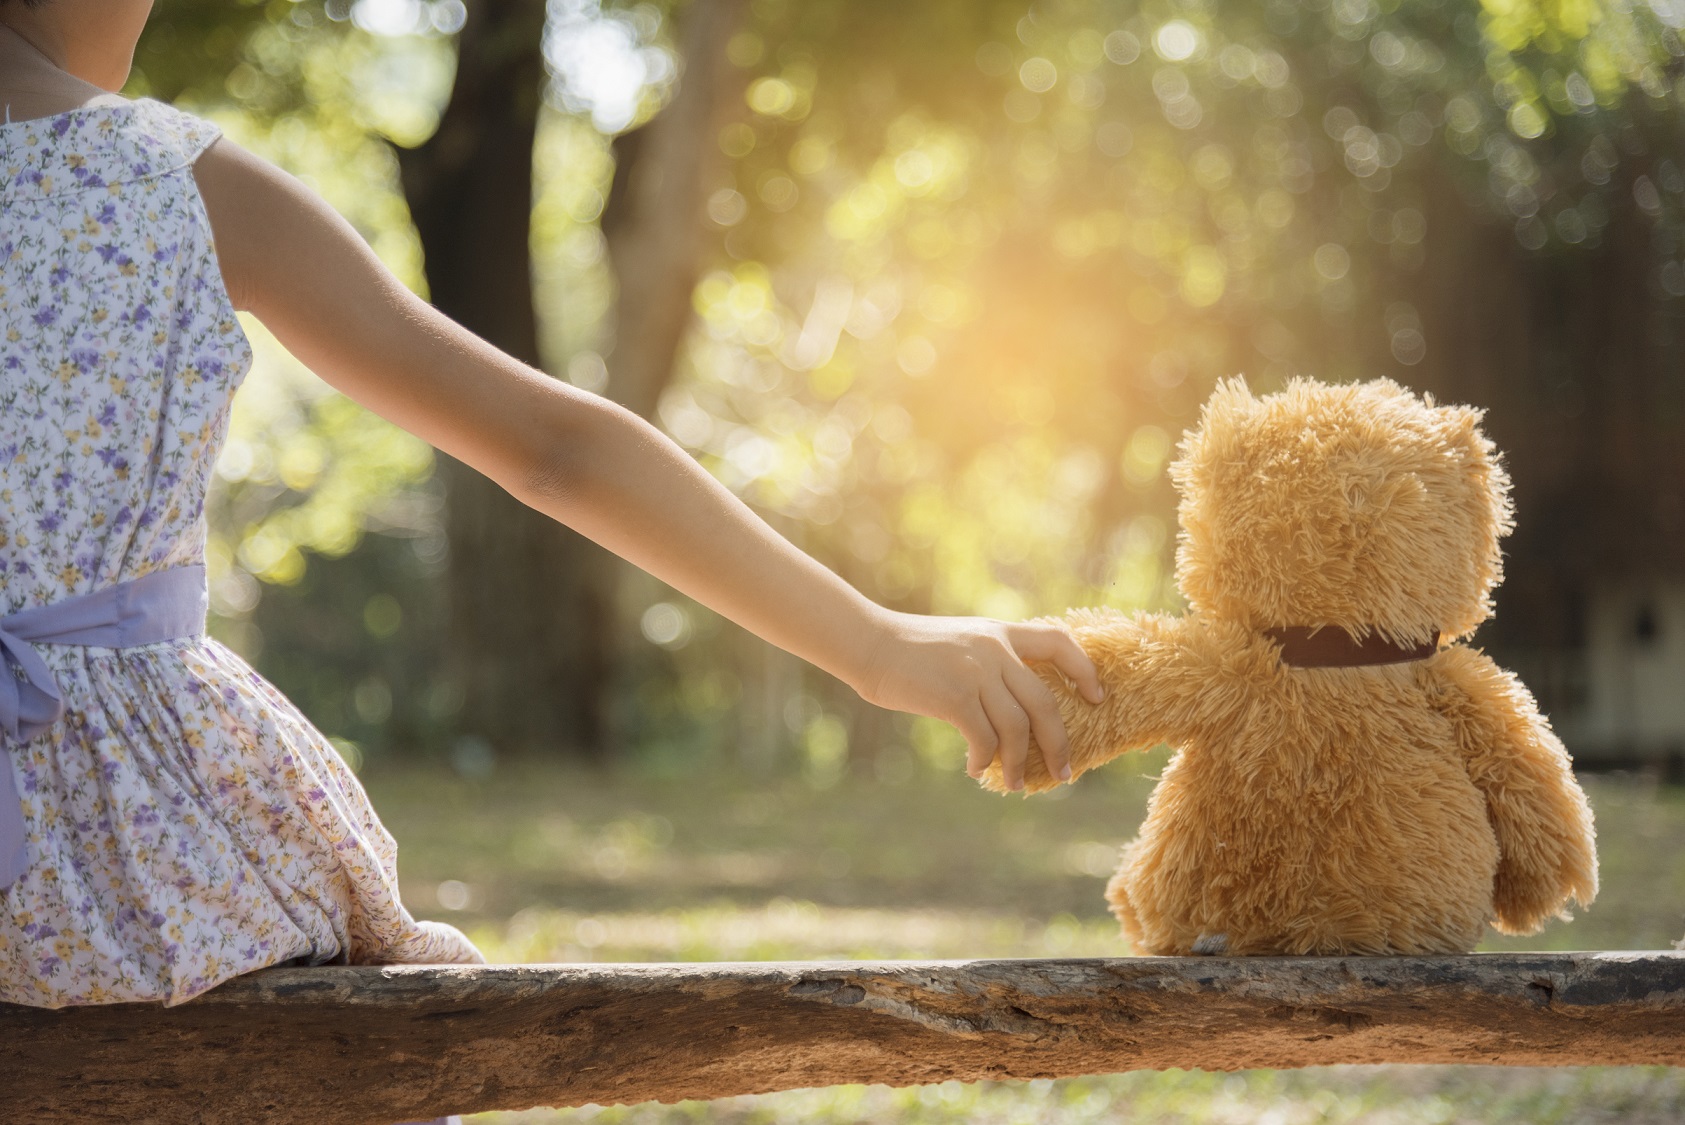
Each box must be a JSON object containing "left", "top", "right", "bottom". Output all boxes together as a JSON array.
[{"left": 855, "top": 612, "right": 1105, "bottom": 791}]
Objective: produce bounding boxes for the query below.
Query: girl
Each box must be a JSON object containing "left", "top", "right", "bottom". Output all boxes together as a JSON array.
[{"left": 0, "top": 0, "right": 1102, "bottom": 1017}]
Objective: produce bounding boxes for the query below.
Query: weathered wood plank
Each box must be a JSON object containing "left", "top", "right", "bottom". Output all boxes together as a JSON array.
[{"left": 6, "top": 952, "right": 1685, "bottom": 1124}]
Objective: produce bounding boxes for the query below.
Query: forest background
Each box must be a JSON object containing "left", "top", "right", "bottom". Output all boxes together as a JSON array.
[
  {"left": 120, "top": 1, "right": 1685, "bottom": 1119},
  {"left": 133, "top": 0, "right": 1685, "bottom": 781}
]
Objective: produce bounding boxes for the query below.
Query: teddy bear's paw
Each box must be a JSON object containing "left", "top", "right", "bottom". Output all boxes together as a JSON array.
[{"left": 1191, "top": 932, "right": 1229, "bottom": 955}]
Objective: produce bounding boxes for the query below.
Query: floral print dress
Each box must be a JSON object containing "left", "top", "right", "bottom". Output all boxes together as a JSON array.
[{"left": 0, "top": 99, "right": 481, "bottom": 1008}]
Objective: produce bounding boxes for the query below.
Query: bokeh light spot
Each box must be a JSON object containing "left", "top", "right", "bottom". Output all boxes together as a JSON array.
[
  {"left": 718, "top": 122, "right": 756, "bottom": 159},
  {"left": 726, "top": 30, "right": 764, "bottom": 68},
  {"left": 1103, "top": 30, "right": 1141, "bottom": 65},
  {"left": 894, "top": 149, "right": 935, "bottom": 190},
  {"left": 789, "top": 135, "right": 834, "bottom": 176},
  {"left": 747, "top": 77, "right": 797, "bottom": 117},
  {"left": 896, "top": 336, "right": 938, "bottom": 376},
  {"left": 1123, "top": 426, "right": 1172, "bottom": 484},
  {"left": 1515, "top": 215, "right": 1549, "bottom": 250},
  {"left": 1391, "top": 328, "right": 1427, "bottom": 365},
  {"left": 1314, "top": 243, "right": 1352, "bottom": 280},
  {"left": 707, "top": 188, "right": 748, "bottom": 227},
  {"left": 1508, "top": 102, "right": 1548, "bottom": 140},
  {"left": 1003, "top": 88, "right": 1041, "bottom": 123},
  {"left": 641, "top": 602, "right": 692, "bottom": 649},
  {"left": 568, "top": 351, "right": 610, "bottom": 393},
  {"left": 435, "top": 880, "right": 471, "bottom": 911},
  {"left": 1096, "top": 121, "right": 1133, "bottom": 158},
  {"left": 758, "top": 173, "right": 799, "bottom": 212},
  {"left": 1153, "top": 21, "right": 1200, "bottom": 63},
  {"left": 364, "top": 594, "right": 402, "bottom": 638},
  {"left": 1019, "top": 57, "right": 1058, "bottom": 94},
  {"left": 1180, "top": 247, "right": 1228, "bottom": 307}
]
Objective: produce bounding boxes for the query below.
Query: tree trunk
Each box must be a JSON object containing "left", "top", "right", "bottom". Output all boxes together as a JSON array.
[
  {"left": 396, "top": 0, "right": 750, "bottom": 758},
  {"left": 594, "top": 0, "right": 752, "bottom": 751},
  {"left": 601, "top": 0, "right": 748, "bottom": 418},
  {"left": 399, "top": 0, "right": 610, "bottom": 758}
]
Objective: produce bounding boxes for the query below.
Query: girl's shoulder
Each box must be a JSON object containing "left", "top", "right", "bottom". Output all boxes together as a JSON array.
[{"left": 0, "top": 98, "right": 223, "bottom": 204}]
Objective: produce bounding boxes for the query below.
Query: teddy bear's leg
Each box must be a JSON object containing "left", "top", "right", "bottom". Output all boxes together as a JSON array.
[
  {"left": 1104, "top": 868, "right": 1139, "bottom": 941},
  {"left": 1106, "top": 868, "right": 1200, "bottom": 954},
  {"left": 1105, "top": 841, "right": 1164, "bottom": 953}
]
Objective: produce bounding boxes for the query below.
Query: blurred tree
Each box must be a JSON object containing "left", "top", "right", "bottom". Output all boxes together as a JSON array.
[
  {"left": 604, "top": 0, "right": 749, "bottom": 419},
  {"left": 392, "top": 0, "right": 607, "bottom": 759},
  {"left": 396, "top": 0, "right": 750, "bottom": 757}
]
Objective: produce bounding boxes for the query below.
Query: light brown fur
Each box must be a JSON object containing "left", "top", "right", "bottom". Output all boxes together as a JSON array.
[{"left": 986, "top": 378, "right": 1597, "bottom": 955}]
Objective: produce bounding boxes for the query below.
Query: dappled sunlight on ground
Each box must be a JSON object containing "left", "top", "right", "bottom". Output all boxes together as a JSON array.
[
  {"left": 370, "top": 752, "right": 1163, "bottom": 926},
  {"left": 472, "top": 1066, "right": 1685, "bottom": 1124},
  {"left": 482, "top": 900, "right": 1119, "bottom": 964}
]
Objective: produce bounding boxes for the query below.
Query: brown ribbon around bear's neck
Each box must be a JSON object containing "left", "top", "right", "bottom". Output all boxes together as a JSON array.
[{"left": 1265, "top": 626, "right": 1440, "bottom": 668}]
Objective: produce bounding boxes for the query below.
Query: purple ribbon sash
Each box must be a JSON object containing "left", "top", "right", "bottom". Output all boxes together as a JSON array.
[{"left": 0, "top": 564, "right": 208, "bottom": 891}]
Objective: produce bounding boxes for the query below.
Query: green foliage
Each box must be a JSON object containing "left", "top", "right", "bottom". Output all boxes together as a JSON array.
[
  {"left": 137, "top": 0, "right": 1684, "bottom": 758},
  {"left": 128, "top": 0, "right": 300, "bottom": 107},
  {"left": 532, "top": 111, "right": 622, "bottom": 375},
  {"left": 671, "top": 0, "right": 1685, "bottom": 632},
  {"left": 209, "top": 324, "right": 436, "bottom": 592}
]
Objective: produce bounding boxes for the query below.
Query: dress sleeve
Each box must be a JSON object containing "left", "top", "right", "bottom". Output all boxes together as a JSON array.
[{"left": 133, "top": 98, "right": 224, "bottom": 168}]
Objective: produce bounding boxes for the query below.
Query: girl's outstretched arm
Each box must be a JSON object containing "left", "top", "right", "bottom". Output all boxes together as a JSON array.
[{"left": 193, "top": 137, "right": 1103, "bottom": 788}]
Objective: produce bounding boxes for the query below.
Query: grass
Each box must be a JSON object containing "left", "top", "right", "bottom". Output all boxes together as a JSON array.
[{"left": 359, "top": 750, "right": 1685, "bottom": 1122}]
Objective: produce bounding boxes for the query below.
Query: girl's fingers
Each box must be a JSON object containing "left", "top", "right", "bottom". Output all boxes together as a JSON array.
[
  {"left": 1006, "top": 662, "right": 1073, "bottom": 783},
  {"left": 1007, "top": 623, "right": 1105, "bottom": 704},
  {"left": 981, "top": 680, "right": 1031, "bottom": 791},
  {"left": 959, "top": 700, "right": 999, "bottom": 779}
]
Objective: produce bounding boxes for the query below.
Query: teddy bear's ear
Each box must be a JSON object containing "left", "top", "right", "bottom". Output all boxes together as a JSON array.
[
  {"left": 1181, "top": 376, "right": 1255, "bottom": 459},
  {"left": 1411, "top": 399, "right": 1514, "bottom": 639},
  {"left": 1205, "top": 375, "right": 1256, "bottom": 417},
  {"left": 1436, "top": 403, "right": 1496, "bottom": 473},
  {"left": 1446, "top": 404, "right": 1485, "bottom": 445},
  {"left": 1441, "top": 402, "right": 1515, "bottom": 528}
]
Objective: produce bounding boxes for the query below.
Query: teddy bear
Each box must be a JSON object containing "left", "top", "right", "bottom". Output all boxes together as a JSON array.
[{"left": 986, "top": 377, "right": 1597, "bottom": 956}]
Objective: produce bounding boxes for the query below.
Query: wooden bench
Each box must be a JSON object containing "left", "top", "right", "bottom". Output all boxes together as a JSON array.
[{"left": 8, "top": 951, "right": 1685, "bottom": 1123}]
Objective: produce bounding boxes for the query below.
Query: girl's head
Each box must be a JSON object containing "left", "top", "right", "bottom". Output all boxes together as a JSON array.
[{"left": 0, "top": 0, "right": 156, "bottom": 92}]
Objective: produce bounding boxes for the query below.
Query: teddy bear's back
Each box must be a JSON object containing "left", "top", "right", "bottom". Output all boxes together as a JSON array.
[{"left": 1108, "top": 653, "right": 1499, "bottom": 956}]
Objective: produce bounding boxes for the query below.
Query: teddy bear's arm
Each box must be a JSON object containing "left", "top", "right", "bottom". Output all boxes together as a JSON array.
[
  {"left": 1429, "top": 646, "right": 1598, "bottom": 934},
  {"left": 981, "top": 611, "right": 1228, "bottom": 795}
]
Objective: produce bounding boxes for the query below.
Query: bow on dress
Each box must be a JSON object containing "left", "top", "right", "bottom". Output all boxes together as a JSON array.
[{"left": 0, "top": 565, "right": 207, "bottom": 890}]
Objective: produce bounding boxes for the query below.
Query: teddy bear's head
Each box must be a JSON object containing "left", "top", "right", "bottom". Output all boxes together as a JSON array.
[{"left": 1170, "top": 377, "right": 1512, "bottom": 645}]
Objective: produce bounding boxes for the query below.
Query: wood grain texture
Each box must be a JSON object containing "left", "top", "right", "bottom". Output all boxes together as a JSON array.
[{"left": 7, "top": 953, "right": 1685, "bottom": 1123}]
